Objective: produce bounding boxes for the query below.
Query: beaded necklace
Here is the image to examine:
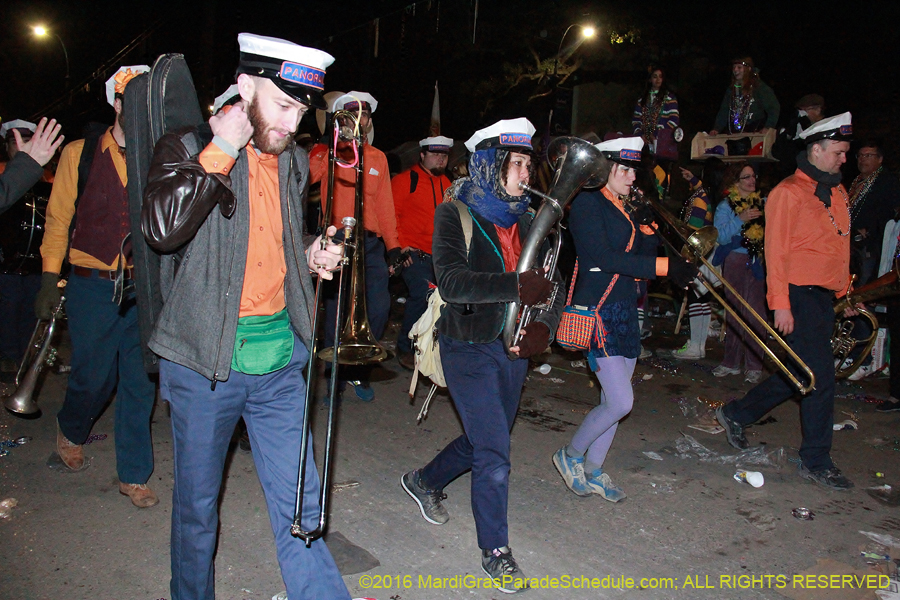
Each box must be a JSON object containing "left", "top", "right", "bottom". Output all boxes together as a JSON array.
[
  {"left": 728, "top": 86, "right": 753, "bottom": 133},
  {"left": 848, "top": 167, "right": 882, "bottom": 224},
  {"left": 825, "top": 187, "right": 851, "bottom": 237}
]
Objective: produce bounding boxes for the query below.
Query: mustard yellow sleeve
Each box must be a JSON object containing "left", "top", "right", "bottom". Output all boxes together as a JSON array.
[{"left": 41, "top": 140, "right": 84, "bottom": 274}]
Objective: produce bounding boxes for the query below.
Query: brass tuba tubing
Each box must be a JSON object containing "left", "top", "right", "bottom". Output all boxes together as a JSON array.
[
  {"left": 502, "top": 137, "right": 606, "bottom": 359},
  {"left": 832, "top": 267, "right": 900, "bottom": 378},
  {"left": 627, "top": 188, "right": 816, "bottom": 395}
]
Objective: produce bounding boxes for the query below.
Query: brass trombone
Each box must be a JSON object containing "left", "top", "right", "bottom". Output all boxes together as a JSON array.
[
  {"left": 626, "top": 186, "right": 816, "bottom": 394},
  {"left": 291, "top": 109, "right": 388, "bottom": 545}
]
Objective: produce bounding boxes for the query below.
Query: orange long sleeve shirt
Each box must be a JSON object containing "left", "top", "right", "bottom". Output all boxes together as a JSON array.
[
  {"left": 764, "top": 170, "right": 851, "bottom": 310},
  {"left": 41, "top": 130, "right": 127, "bottom": 273},
  {"left": 198, "top": 138, "right": 287, "bottom": 318},
  {"left": 308, "top": 143, "right": 399, "bottom": 250}
]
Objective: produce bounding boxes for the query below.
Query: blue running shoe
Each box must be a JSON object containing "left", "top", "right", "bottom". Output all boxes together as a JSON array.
[
  {"left": 551, "top": 447, "right": 591, "bottom": 497},
  {"left": 349, "top": 380, "right": 375, "bottom": 402},
  {"left": 585, "top": 468, "right": 626, "bottom": 502}
]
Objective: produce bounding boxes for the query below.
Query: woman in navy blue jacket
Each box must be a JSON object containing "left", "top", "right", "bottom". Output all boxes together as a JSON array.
[{"left": 552, "top": 136, "right": 697, "bottom": 502}]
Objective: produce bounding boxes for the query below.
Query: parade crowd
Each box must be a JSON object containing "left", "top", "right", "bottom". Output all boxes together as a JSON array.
[{"left": 2, "top": 38, "right": 899, "bottom": 599}]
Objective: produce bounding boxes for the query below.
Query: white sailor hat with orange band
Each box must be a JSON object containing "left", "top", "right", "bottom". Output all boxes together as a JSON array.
[
  {"left": 235, "top": 33, "right": 335, "bottom": 110},
  {"left": 0, "top": 119, "right": 37, "bottom": 139},
  {"left": 594, "top": 136, "right": 643, "bottom": 168},
  {"left": 331, "top": 91, "right": 378, "bottom": 114},
  {"left": 798, "top": 111, "right": 852, "bottom": 144},
  {"left": 419, "top": 135, "right": 453, "bottom": 154},
  {"left": 105, "top": 65, "right": 150, "bottom": 107},
  {"left": 464, "top": 118, "right": 536, "bottom": 153}
]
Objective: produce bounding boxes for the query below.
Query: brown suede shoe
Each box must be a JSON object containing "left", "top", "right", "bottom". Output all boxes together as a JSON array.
[
  {"left": 398, "top": 351, "right": 416, "bottom": 372},
  {"left": 119, "top": 482, "right": 159, "bottom": 508},
  {"left": 56, "top": 423, "right": 84, "bottom": 471}
]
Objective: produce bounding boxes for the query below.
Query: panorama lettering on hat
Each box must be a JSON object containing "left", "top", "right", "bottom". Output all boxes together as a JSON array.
[
  {"left": 499, "top": 133, "right": 532, "bottom": 147},
  {"left": 621, "top": 148, "right": 641, "bottom": 161},
  {"left": 280, "top": 61, "right": 326, "bottom": 90},
  {"left": 840, "top": 124, "right": 852, "bottom": 135}
]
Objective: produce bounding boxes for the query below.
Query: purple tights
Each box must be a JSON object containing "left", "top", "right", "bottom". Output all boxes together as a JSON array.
[{"left": 570, "top": 356, "right": 637, "bottom": 470}]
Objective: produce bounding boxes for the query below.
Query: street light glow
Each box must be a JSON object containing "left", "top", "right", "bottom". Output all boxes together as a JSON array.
[
  {"left": 33, "top": 25, "right": 48, "bottom": 37},
  {"left": 581, "top": 26, "right": 596, "bottom": 38}
]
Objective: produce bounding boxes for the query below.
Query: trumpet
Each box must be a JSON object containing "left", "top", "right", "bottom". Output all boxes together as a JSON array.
[
  {"left": 502, "top": 137, "right": 606, "bottom": 358},
  {"left": 291, "top": 109, "right": 387, "bottom": 546},
  {"left": 833, "top": 266, "right": 900, "bottom": 379},
  {"left": 625, "top": 185, "right": 816, "bottom": 394},
  {"left": 3, "top": 295, "right": 65, "bottom": 416}
]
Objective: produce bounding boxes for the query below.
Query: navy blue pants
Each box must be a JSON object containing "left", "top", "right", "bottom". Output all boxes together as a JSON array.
[
  {"left": 723, "top": 285, "right": 835, "bottom": 472},
  {"left": 421, "top": 336, "right": 528, "bottom": 550},
  {"left": 56, "top": 271, "right": 155, "bottom": 484},
  {"left": 397, "top": 252, "right": 435, "bottom": 354},
  {"left": 0, "top": 272, "right": 41, "bottom": 362},
  {"left": 160, "top": 338, "right": 349, "bottom": 600}
]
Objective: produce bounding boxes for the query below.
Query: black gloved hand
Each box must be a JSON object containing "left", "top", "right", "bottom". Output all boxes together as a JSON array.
[
  {"left": 630, "top": 202, "right": 655, "bottom": 226},
  {"left": 667, "top": 258, "right": 700, "bottom": 289},
  {"left": 386, "top": 247, "right": 404, "bottom": 275},
  {"left": 35, "top": 272, "right": 61, "bottom": 320},
  {"left": 518, "top": 268, "right": 553, "bottom": 305},
  {"left": 514, "top": 321, "right": 551, "bottom": 359}
]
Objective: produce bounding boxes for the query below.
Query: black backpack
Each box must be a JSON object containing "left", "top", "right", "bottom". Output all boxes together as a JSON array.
[{"left": 124, "top": 53, "right": 204, "bottom": 371}]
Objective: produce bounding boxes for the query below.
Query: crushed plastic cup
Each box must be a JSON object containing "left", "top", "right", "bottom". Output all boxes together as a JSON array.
[
  {"left": 733, "top": 470, "right": 764, "bottom": 488},
  {"left": 537, "top": 364, "right": 551, "bottom": 375},
  {"left": 833, "top": 419, "right": 857, "bottom": 431}
]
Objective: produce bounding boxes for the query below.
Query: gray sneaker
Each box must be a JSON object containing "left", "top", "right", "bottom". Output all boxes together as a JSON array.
[
  {"left": 798, "top": 463, "right": 854, "bottom": 491},
  {"left": 716, "top": 405, "right": 749, "bottom": 449},
  {"left": 401, "top": 470, "right": 449, "bottom": 525},
  {"left": 482, "top": 546, "right": 528, "bottom": 594}
]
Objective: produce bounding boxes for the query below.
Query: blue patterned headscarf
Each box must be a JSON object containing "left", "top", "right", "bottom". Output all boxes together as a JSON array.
[{"left": 448, "top": 148, "right": 531, "bottom": 227}]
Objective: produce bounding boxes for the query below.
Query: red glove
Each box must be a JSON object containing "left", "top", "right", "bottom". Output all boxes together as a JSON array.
[{"left": 514, "top": 322, "right": 551, "bottom": 358}]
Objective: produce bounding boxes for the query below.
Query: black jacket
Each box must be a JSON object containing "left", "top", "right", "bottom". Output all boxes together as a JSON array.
[{"left": 432, "top": 200, "right": 564, "bottom": 344}]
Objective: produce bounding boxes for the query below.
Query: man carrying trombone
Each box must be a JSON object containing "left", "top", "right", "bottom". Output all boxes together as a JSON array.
[
  {"left": 716, "top": 113, "right": 855, "bottom": 491},
  {"left": 142, "top": 33, "right": 350, "bottom": 600}
]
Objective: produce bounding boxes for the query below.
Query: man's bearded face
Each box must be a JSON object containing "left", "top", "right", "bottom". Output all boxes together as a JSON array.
[{"left": 248, "top": 93, "right": 294, "bottom": 155}]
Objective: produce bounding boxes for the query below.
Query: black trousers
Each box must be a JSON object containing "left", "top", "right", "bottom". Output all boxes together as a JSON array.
[{"left": 723, "top": 285, "right": 836, "bottom": 472}]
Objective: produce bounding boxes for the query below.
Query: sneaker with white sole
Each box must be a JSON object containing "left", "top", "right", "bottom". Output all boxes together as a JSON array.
[
  {"left": 551, "top": 447, "right": 591, "bottom": 496},
  {"left": 584, "top": 468, "right": 626, "bottom": 502},
  {"left": 712, "top": 364, "right": 741, "bottom": 377},
  {"left": 482, "top": 546, "right": 528, "bottom": 594},
  {"left": 401, "top": 469, "right": 449, "bottom": 525},
  {"left": 671, "top": 343, "right": 705, "bottom": 360},
  {"left": 744, "top": 369, "right": 763, "bottom": 384}
]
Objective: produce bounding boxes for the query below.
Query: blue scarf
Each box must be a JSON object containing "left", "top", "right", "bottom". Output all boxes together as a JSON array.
[{"left": 448, "top": 149, "right": 531, "bottom": 227}]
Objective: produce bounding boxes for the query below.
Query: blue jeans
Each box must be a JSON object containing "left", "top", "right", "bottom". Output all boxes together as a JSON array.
[
  {"left": 398, "top": 252, "right": 434, "bottom": 354},
  {"left": 420, "top": 336, "right": 528, "bottom": 550},
  {"left": 723, "top": 285, "right": 835, "bottom": 472},
  {"left": 56, "top": 271, "right": 155, "bottom": 484},
  {"left": 160, "top": 338, "right": 349, "bottom": 600}
]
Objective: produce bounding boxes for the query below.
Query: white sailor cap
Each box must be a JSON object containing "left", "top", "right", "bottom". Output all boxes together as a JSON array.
[
  {"left": 594, "top": 136, "right": 643, "bottom": 167},
  {"left": 105, "top": 65, "right": 150, "bottom": 107},
  {"left": 331, "top": 91, "right": 378, "bottom": 114},
  {"left": 0, "top": 119, "right": 37, "bottom": 139},
  {"left": 798, "top": 111, "right": 852, "bottom": 144},
  {"left": 464, "top": 118, "right": 536, "bottom": 153},
  {"left": 235, "top": 33, "right": 335, "bottom": 110},
  {"left": 419, "top": 136, "right": 453, "bottom": 153},
  {"left": 212, "top": 84, "right": 240, "bottom": 115}
]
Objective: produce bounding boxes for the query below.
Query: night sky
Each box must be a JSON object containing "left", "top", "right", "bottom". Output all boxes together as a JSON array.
[{"left": 1, "top": 0, "right": 898, "bottom": 167}]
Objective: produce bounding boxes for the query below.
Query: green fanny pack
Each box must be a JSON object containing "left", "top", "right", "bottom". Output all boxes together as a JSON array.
[{"left": 231, "top": 308, "right": 294, "bottom": 375}]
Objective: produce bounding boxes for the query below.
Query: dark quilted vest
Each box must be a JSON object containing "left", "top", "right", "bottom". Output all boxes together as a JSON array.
[{"left": 70, "top": 142, "right": 130, "bottom": 265}]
